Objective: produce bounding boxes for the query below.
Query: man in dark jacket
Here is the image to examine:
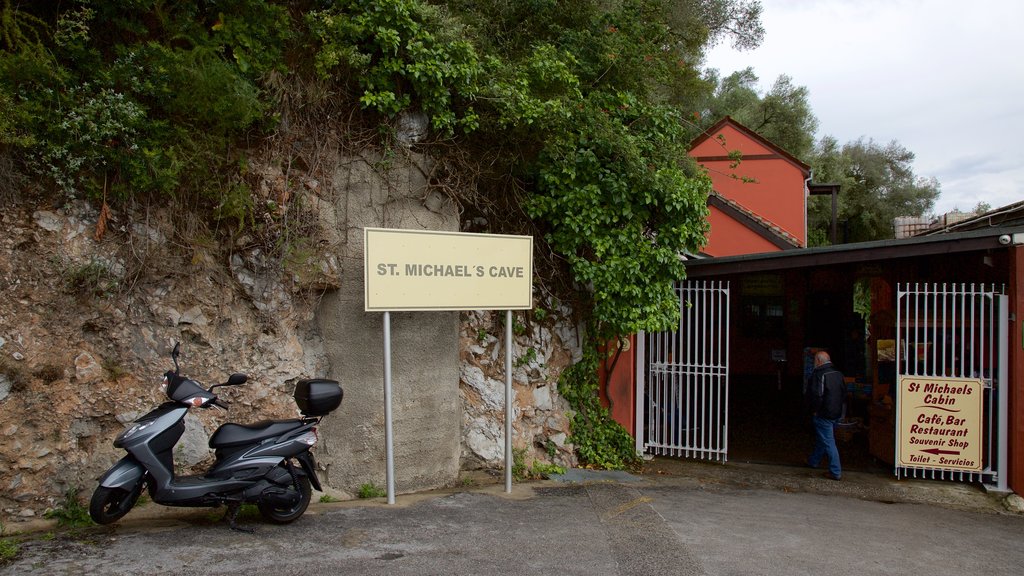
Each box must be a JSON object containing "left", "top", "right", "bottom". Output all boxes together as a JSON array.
[{"left": 804, "top": 350, "right": 845, "bottom": 480}]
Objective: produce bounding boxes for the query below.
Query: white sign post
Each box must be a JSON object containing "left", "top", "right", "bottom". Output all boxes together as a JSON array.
[{"left": 364, "top": 228, "right": 533, "bottom": 503}]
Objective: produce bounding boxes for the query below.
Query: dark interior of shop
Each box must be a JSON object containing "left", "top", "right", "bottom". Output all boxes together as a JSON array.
[
  {"left": 727, "top": 374, "right": 889, "bottom": 473},
  {"left": 724, "top": 273, "right": 892, "bottom": 473}
]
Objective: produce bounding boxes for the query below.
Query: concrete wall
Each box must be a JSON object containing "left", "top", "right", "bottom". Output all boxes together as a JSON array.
[{"left": 315, "top": 151, "right": 462, "bottom": 495}]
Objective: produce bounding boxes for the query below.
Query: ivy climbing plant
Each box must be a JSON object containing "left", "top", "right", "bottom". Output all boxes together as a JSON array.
[
  {"left": 527, "top": 92, "right": 711, "bottom": 340},
  {"left": 558, "top": 347, "right": 644, "bottom": 470}
]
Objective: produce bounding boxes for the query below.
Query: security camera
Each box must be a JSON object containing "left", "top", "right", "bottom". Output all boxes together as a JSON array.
[{"left": 999, "top": 234, "right": 1012, "bottom": 245}]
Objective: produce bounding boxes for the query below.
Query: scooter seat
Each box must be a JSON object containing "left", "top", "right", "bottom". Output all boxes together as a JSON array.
[{"left": 209, "top": 419, "right": 305, "bottom": 449}]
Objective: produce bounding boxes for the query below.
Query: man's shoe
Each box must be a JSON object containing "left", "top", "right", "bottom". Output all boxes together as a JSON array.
[{"left": 823, "top": 472, "right": 841, "bottom": 481}]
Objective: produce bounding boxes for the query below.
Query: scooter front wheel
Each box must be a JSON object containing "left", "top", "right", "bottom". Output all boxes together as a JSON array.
[
  {"left": 89, "top": 484, "right": 141, "bottom": 525},
  {"left": 258, "top": 475, "right": 311, "bottom": 524}
]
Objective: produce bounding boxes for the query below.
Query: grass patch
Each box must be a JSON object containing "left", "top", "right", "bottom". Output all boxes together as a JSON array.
[
  {"left": 0, "top": 358, "right": 29, "bottom": 393},
  {"left": 512, "top": 448, "right": 528, "bottom": 481},
  {"left": 529, "top": 461, "right": 566, "bottom": 479},
  {"left": 238, "top": 504, "right": 260, "bottom": 519},
  {"left": 357, "top": 483, "right": 386, "bottom": 499},
  {"left": 0, "top": 538, "right": 19, "bottom": 563},
  {"left": 204, "top": 503, "right": 260, "bottom": 524},
  {"left": 512, "top": 448, "right": 566, "bottom": 481},
  {"left": 101, "top": 357, "right": 129, "bottom": 380},
  {"left": 32, "top": 364, "right": 65, "bottom": 383},
  {"left": 43, "top": 489, "right": 93, "bottom": 529},
  {"left": 318, "top": 494, "right": 341, "bottom": 503},
  {"left": 63, "top": 259, "right": 118, "bottom": 298}
]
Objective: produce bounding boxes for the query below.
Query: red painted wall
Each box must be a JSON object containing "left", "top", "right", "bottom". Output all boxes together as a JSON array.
[
  {"left": 598, "top": 336, "right": 636, "bottom": 434},
  {"left": 704, "top": 206, "right": 785, "bottom": 257},
  {"left": 690, "top": 123, "right": 808, "bottom": 252}
]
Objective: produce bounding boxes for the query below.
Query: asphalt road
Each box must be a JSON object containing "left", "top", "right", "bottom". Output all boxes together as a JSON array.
[{"left": 3, "top": 461, "right": 1023, "bottom": 576}]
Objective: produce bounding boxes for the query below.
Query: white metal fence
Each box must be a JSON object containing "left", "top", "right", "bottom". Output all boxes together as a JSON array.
[
  {"left": 895, "top": 283, "right": 1008, "bottom": 489},
  {"left": 636, "top": 281, "right": 730, "bottom": 461}
]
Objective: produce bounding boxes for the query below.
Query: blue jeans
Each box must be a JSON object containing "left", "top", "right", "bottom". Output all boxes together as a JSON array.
[{"left": 808, "top": 415, "right": 841, "bottom": 478}]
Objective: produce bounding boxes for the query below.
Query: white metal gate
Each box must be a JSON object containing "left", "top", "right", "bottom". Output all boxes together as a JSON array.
[
  {"left": 635, "top": 280, "right": 730, "bottom": 461},
  {"left": 895, "top": 283, "right": 1008, "bottom": 489}
]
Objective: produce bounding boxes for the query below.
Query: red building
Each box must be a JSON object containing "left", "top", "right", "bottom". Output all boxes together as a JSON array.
[
  {"left": 600, "top": 118, "right": 1024, "bottom": 495},
  {"left": 690, "top": 116, "right": 808, "bottom": 256}
]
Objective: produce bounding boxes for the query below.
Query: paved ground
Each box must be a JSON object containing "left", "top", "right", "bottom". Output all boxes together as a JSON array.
[{"left": 3, "top": 459, "right": 1023, "bottom": 575}]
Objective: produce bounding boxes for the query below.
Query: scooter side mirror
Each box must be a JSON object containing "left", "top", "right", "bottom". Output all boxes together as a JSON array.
[
  {"left": 210, "top": 373, "right": 247, "bottom": 394},
  {"left": 171, "top": 342, "right": 181, "bottom": 373}
]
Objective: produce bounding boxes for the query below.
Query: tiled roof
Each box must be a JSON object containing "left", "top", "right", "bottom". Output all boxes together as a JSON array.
[{"left": 709, "top": 191, "right": 802, "bottom": 249}]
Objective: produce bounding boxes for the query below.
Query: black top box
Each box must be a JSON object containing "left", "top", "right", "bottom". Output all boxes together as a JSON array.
[{"left": 294, "top": 379, "right": 343, "bottom": 416}]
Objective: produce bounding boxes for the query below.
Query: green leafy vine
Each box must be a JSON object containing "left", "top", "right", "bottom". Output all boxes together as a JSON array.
[{"left": 559, "top": 346, "right": 641, "bottom": 470}]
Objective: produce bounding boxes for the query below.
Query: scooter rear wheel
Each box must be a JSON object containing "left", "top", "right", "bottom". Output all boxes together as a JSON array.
[
  {"left": 89, "top": 484, "right": 140, "bottom": 525},
  {"left": 258, "top": 475, "right": 311, "bottom": 523}
]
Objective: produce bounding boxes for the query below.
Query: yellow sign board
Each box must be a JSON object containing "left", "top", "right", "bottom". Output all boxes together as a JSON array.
[
  {"left": 897, "top": 376, "right": 983, "bottom": 471},
  {"left": 364, "top": 228, "right": 533, "bottom": 311}
]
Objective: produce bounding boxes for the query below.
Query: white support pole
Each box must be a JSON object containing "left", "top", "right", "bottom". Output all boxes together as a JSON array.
[
  {"left": 634, "top": 331, "right": 646, "bottom": 456},
  {"left": 383, "top": 311, "right": 396, "bottom": 504},
  {"left": 505, "top": 309, "right": 513, "bottom": 493},
  {"left": 996, "top": 294, "right": 1009, "bottom": 492}
]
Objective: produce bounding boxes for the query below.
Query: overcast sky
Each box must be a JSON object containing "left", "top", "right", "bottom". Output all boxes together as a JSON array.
[{"left": 705, "top": 0, "right": 1023, "bottom": 215}]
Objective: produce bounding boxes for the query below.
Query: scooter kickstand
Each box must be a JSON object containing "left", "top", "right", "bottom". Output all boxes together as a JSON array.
[{"left": 224, "top": 502, "right": 256, "bottom": 534}]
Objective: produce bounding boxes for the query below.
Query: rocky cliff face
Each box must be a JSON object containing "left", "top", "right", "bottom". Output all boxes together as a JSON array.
[
  {"left": 0, "top": 149, "right": 578, "bottom": 524},
  {"left": 0, "top": 197, "right": 330, "bottom": 522}
]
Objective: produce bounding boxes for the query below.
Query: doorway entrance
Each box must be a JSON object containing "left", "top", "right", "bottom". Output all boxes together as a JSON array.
[{"left": 639, "top": 277, "right": 886, "bottom": 473}]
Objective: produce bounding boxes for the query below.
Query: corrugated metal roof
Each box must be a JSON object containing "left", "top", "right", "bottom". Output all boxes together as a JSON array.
[
  {"left": 919, "top": 201, "right": 1024, "bottom": 235},
  {"left": 683, "top": 224, "right": 1024, "bottom": 278}
]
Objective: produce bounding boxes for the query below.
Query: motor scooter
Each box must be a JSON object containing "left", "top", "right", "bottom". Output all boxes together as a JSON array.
[{"left": 89, "top": 343, "right": 342, "bottom": 530}]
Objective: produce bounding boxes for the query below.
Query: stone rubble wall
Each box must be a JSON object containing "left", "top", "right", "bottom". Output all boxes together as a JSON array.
[
  {"left": 459, "top": 310, "right": 580, "bottom": 470},
  {"left": 0, "top": 149, "right": 581, "bottom": 525}
]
